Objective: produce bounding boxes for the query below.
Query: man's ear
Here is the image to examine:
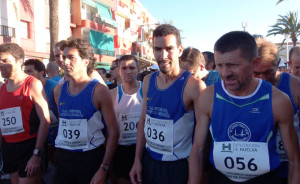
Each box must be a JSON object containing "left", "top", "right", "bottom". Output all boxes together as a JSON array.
[{"left": 178, "top": 44, "right": 184, "bottom": 57}]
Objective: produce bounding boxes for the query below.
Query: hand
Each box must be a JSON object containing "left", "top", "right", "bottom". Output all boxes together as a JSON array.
[
  {"left": 25, "top": 155, "right": 41, "bottom": 177},
  {"left": 90, "top": 169, "right": 107, "bottom": 184},
  {"left": 129, "top": 160, "right": 143, "bottom": 184}
]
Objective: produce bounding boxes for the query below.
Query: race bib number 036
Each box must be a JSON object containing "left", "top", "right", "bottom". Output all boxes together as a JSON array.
[
  {"left": 56, "top": 118, "right": 88, "bottom": 150},
  {"left": 0, "top": 107, "right": 24, "bottom": 135},
  {"left": 144, "top": 114, "right": 173, "bottom": 155},
  {"left": 213, "top": 141, "right": 270, "bottom": 182}
]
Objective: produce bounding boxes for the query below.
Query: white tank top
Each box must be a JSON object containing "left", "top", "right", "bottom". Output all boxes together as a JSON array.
[{"left": 114, "top": 82, "right": 143, "bottom": 145}]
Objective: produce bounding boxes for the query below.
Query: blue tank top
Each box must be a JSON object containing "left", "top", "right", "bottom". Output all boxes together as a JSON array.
[
  {"left": 275, "top": 73, "right": 300, "bottom": 178},
  {"left": 55, "top": 79, "right": 106, "bottom": 152},
  {"left": 144, "top": 71, "right": 195, "bottom": 161},
  {"left": 209, "top": 79, "right": 280, "bottom": 182}
]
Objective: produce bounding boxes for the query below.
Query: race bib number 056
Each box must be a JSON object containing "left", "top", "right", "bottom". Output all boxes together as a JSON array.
[
  {"left": 213, "top": 141, "right": 270, "bottom": 182},
  {"left": 56, "top": 118, "right": 88, "bottom": 150},
  {"left": 0, "top": 107, "right": 24, "bottom": 135},
  {"left": 144, "top": 114, "right": 173, "bottom": 155}
]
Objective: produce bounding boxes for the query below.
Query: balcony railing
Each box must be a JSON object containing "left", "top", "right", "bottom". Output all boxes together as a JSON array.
[
  {"left": 93, "top": 48, "right": 115, "bottom": 57},
  {"left": 0, "top": 25, "right": 15, "bottom": 38}
]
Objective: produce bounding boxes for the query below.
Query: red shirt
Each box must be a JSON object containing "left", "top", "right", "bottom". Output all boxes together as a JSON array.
[{"left": 0, "top": 76, "right": 39, "bottom": 143}]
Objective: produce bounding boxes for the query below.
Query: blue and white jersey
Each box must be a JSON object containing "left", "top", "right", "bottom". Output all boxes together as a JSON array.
[
  {"left": 114, "top": 82, "right": 143, "bottom": 145},
  {"left": 209, "top": 79, "right": 280, "bottom": 182},
  {"left": 275, "top": 73, "right": 300, "bottom": 177},
  {"left": 144, "top": 71, "right": 195, "bottom": 161},
  {"left": 55, "top": 79, "right": 106, "bottom": 152}
]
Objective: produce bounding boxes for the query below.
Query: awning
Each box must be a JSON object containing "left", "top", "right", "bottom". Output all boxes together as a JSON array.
[
  {"left": 95, "top": 62, "right": 111, "bottom": 71},
  {"left": 89, "top": 30, "right": 115, "bottom": 56},
  {"left": 83, "top": 0, "right": 96, "bottom": 7},
  {"left": 95, "top": 3, "right": 117, "bottom": 27}
]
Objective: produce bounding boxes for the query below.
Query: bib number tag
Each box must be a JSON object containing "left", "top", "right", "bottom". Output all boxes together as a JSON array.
[
  {"left": 276, "top": 131, "right": 288, "bottom": 162},
  {"left": 213, "top": 141, "right": 270, "bottom": 182},
  {"left": 56, "top": 118, "right": 88, "bottom": 150},
  {"left": 0, "top": 107, "right": 24, "bottom": 135},
  {"left": 118, "top": 113, "right": 140, "bottom": 144},
  {"left": 144, "top": 114, "right": 173, "bottom": 155}
]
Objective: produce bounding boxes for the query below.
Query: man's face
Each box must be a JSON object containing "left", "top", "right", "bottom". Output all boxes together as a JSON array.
[
  {"left": 153, "top": 34, "right": 183, "bottom": 74},
  {"left": 24, "top": 65, "right": 40, "bottom": 79},
  {"left": 62, "top": 47, "right": 87, "bottom": 77},
  {"left": 203, "top": 53, "right": 213, "bottom": 70},
  {"left": 0, "top": 52, "right": 18, "bottom": 79},
  {"left": 110, "top": 61, "right": 119, "bottom": 80},
  {"left": 253, "top": 61, "right": 277, "bottom": 85},
  {"left": 119, "top": 59, "right": 138, "bottom": 83},
  {"left": 290, "top": 52, "right": 300, "bottom": 78},
  {"left": 54, "top": 47, "right": 63, "bottom": 68},
  {"left": 215, "top": 49, "right": 253, "bottom": 94}
]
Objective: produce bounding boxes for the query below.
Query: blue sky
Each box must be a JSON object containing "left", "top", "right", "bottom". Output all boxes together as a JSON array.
[{"left": 139, "top": 0, "right": 299, "bottom": 52}]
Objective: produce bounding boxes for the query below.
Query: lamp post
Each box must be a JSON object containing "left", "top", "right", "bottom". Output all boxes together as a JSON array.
[
  {"left": 242, "top": 21, "right": 248, "bottom": 32},
  {"left": 284, "top": 34, "right": 290, "bottom": 65}
]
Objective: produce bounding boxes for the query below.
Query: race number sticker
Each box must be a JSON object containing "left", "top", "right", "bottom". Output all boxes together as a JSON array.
[
  {"left": 144, "top": 114, "right": 173, "bottom": 155},
  {"left": 56, "top": 118, "right": 88, "bottom": 150},
  {"left": 0, "top": 107, "right": 24, "bottom": 135},
  {"left": 213, "top": 141, "right": 270, "bottom": 182},
  {"left": 118, "top": 113, "right": 140, "bottom": 144},
  {"left": 276, "top": 131, "right": 287, "bottom": 162}
]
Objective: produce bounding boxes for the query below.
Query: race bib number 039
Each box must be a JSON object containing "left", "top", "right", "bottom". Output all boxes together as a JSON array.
[
  {"left": 56, "top": 118, "right": 88, "bottom": 150},
  {"left": 0, "top": 107, "right": 24, "bottom": 135},
  {"left": 144, "top": 114, "right": 173, "bottom": 155},
  {"left": 213, "top": 141, "right": 270, "bottom": 182}
]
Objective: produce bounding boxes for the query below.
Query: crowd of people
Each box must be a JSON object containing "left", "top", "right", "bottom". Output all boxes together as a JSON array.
[{"left": 0, "top": 24, "right": 300, "bottom": 184}]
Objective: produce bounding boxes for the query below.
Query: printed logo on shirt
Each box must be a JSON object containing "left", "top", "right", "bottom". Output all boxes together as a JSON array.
[
  {"left": 228, "top": 122, "right": 251, "bottom": 141},
  {"left": 60, "top": 102, "right": 65, "bottom": 106},
  {"left": 250, "top": 107, "right": 260, "bottom": 114}
]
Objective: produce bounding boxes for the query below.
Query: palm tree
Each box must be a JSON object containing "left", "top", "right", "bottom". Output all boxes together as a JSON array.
[
  {"left": 267, "top": 11, "right": 300, "bottom": 46},
  {"left": 276, "top": 0, "right": 286, "bottom": 5},
  {"left": 49, "top": 0, "right": 59, "bottom": 62}
]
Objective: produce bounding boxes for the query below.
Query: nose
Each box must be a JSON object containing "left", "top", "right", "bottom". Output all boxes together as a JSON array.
[
  {"left": 219, "top": 66, "right": 231, "bottom": 78},
  {"left": 162, "top": 49, "right": 168, "bottom": 60}
]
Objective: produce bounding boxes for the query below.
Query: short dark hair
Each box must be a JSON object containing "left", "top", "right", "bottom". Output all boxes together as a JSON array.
[
  {"left": 202, "top": 51, "right": 215, "bottom": 69},
  {"left": 119, "top": 55, "right": 139, "bottom": 68},
  {"left": 153, "top": 24, "right": 181, "bottom": 46},
  {"left": 180, "top": 47, "right": 205, "bottom": 68},
  {"left": 0, "top": 43, "right": 24, "bottom": 61},
  {"left": 112, "top": 59, "right": 120, "bottom": 67},
  {"left": 214, "top": 31, "right": 257, "bottom": 61},
  {"left": 289, "top": 46, "right": 300, "bottom": 62},
  {"left": 24, "top": 59, "right": 46, "bottom": 77},
  {"left": 54, "top": 40, "right": 67, "bottom": 51},
  {"left": 61, "top": 37, "right": 95, "bottom": 75}
]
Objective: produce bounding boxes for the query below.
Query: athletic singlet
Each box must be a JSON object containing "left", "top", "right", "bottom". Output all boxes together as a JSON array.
[
  {"left": 0, "top": 76, "right": 39, "bottom": 143},
  {"left": 275, "top": 73, "right": 300, "bottom": 177},
  {"left": 209, "top": 79, "right": 280, "bottom": 182},
  {"left": 144, "top": 71, "right": 195, "bottom": 161},
  {"left": 114, "top": 82, "right": 143, "bottom": 145},
  {"left": 55, "top": 79, "right": 106, "bottom": 152}
]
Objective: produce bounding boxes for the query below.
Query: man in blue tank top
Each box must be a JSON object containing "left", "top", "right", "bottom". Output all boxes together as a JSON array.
[
  {"left": 189, "top": 31, "right": 300, "bottom": 184},
  {"left": 253, "top": 38, "right": 300, "bottom": 184},
  {"left": 130, "top": 24, "right": 206, "bottom": 184},
  {"left": 53, "top": 38, "right": 119, "bottom": 184}
]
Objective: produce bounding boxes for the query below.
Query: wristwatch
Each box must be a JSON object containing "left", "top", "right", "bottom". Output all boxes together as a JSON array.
[
  {"left": 33, "top": 148, "right": 42, "bottom": 157},
  {"left": 101, "top": 163, "right": 110, "bottom": 172}
]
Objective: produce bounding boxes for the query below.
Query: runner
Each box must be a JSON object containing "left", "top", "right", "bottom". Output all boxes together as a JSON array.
[
  {"left": 110, "top": 55, "right": 143, "bottom": 184},
  {"left": 189, "top": 31, "right": 300, "bottom": 184},
  {"left": 130, "top": 24, "right": 206, "bottom": 184},
  {"left": 253, "top": 38, "right": 300, "bottom": 184},
  {"left": 53, "top": 38, "right": 119, "bottom": 184},
  {"left": 0, "top": 43, "right": 50, "bottom": 184}
]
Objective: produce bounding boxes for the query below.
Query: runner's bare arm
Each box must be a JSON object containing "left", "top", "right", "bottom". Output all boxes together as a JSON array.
[
  {"left": 91, "top": 83, "right": 119, "bottom": 184},
  {"left": 273, "top": 88, "right": 300, "bottom": 184},
  {"left": 26, "top": 78, "right": 50, "bottom": 177},
  {"left": 189, "top": 87, "right": 213, "bottom": 184},
  {"left": 130, "top": 73, "right": 151, "bottom": 184}
]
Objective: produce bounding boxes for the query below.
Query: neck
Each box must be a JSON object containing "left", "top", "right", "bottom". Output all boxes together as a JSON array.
[
  {"left": 7, "top": 70, "right": 27, "bottom": 85},
  {"left": 159, "top": 67, "right": 182, "bottom": 82},
  {"left": 228, "top": 77, "right": 259, "bottom": 96},
  {"left": 122, "top": 80, "right": 139, "bottom": 95},
  {"left": 39, "top": 77, "right": 47, "bottom": 86}
]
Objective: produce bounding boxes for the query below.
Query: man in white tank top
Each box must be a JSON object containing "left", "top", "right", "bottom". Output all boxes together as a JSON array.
[{"left": 110, "top": 55, "right": 143, "bottom": 184}]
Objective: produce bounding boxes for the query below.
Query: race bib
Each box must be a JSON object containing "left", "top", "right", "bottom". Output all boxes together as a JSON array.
[
  {"left": 118, "top": 113, "right": 140, "bottom": 144},
  {"left": 213, "top": 141, "right": 270, "bottom": 182},
  {"left": 56, "top": 118, "right": 88, "bottom": 150},
  {"left": 0, "top": 107, "right": 24, "bottom": 135},
  {"left": 144, "top": 114, "right": 173, "bottom": 155}
]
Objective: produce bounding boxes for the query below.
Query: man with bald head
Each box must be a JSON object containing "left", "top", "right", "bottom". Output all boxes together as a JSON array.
[{"left": 289, "top": 46, "right": 300, "bottom": 78}]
